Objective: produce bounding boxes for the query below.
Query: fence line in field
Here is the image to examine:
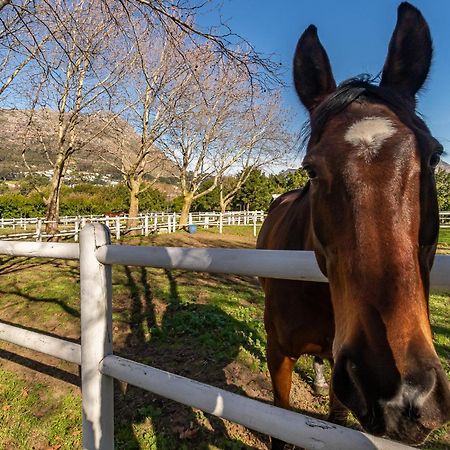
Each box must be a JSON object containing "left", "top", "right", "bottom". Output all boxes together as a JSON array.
[
  {"left": 440, "top": 211, "right": 450, "bottom": 228},
  {"left": 0, "top": 210, "right": 266, "bottom": 241},
  {"left": 1, "top": 210, "right": 450, "bottom": 242},
  {"left": 0, "top": 224, "right": 440, "bottom": 449}
]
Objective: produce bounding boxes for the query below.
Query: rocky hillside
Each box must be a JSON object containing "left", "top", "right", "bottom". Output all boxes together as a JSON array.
[
  {"left": 438, "top": 159, "right": 450, "bottom": 172},
  {"left": 0, "top": 109, "right": 179, "bottom": 181}
]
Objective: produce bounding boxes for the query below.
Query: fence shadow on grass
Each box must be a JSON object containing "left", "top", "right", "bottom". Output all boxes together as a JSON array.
[
  {"left": 0, "top": 281, "right": 80, "bottom": 318},
  {"left": 0, "top": 255, "right": 53, "bottom": 275},
  {"left": 115, "top": 265, "right": 271, "bottom": 449}
]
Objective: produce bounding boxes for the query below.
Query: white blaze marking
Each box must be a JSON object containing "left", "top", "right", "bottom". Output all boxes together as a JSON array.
[{"left": 345, "top": 117, "right": 396, "bottom": 160}]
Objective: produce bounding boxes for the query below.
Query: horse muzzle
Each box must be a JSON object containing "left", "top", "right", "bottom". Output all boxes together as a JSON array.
[{"left": 333, "top": 354, "right": 450, "bottom": 445}]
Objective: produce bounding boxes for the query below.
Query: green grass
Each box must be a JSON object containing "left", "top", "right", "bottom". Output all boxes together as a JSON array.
[
  {"left": 438, "top": 227, "right": 450, "bottom": 245},
  {"left": 0, "top": 230, "right": 448, "bottom": 449},
  {"left": 0, "top": 370, "right": 82, "bottom": 449}
]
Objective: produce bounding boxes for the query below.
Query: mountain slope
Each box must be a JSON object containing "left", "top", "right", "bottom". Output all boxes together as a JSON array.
[{"left": 0, "top": 109, "right": 178, "bottom": 181}]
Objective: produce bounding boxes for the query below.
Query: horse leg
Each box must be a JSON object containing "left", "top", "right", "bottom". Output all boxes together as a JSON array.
[
  {"left": 312, "top": 356, "right": 329, "bottom": 396},
  {"left": 267, "top": 337, "right": 296, "bottom": 450},
  {"left": 327, "top": 359, "right": 348, "bottom": 425}
]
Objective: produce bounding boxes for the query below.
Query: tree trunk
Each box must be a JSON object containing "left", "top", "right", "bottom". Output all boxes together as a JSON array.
[
  {"left": 45, "top": 158, "right": 65, "bottom": 234},
  {"left": 219, "top": 188, "right": 227, "bottom": 214},
  {"left": 179, "top": 193, "right": 194, "bottom": 226},
  {"left": 219, "top": 194, "right": 232, "bottom": 213},
  {"left": 127, "top": 179, "right": 141, "bottom": 232}
]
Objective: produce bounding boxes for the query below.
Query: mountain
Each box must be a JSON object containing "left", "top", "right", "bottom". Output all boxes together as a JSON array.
[
  {"left": 0, "top": 109, "right": 179, "bottom": 182},
  {"left": 438, "top": 159, "right": 450, "bottom": 173}
]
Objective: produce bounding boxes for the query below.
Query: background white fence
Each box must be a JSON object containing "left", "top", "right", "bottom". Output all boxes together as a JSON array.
[
  {"left": 440, "top": 211, "right": 450, "bottom": 228},
  {"left": 1, "top": 210, "right": 449, "bottom": 242},
  {"left": 1, "top": 223, "right": 443, "bottom": 449},
  {"left": 0, "top": 210, "right": 266, "bottom": 241}
]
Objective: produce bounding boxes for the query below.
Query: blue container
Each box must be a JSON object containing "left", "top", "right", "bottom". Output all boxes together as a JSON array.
[{"left": 187, "top": 224, "right": 197, "bottom": 234}]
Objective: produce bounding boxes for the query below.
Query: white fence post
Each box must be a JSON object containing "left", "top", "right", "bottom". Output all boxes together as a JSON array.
[
  {"left": 35, "top": 219, "right": 42, "bottom": 242},
  {"left": 219, "top": 212, "right": 223, "bottom": 234},
  {"left": 144, "top": 214, "right": 149, "bottom": 236},
  {"left": 74, "top": 218, "right": 80, "bottom": 242},
  {"left": 115, "top": 217, "right": 121, "bottom": 240},
  {"left": 79, "top": 224, "right": 114, "bottom": 450},
  {"left": 253, "top": 211, "right": 257, "bottom": 237}
]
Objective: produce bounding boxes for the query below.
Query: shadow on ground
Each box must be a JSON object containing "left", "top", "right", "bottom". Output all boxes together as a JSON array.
[{"left": 114, "top": 265, "right": 272, "bottom": 449}]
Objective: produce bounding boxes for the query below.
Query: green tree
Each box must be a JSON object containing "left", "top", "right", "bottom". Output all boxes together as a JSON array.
[
  {"left": 270, "top": 168, "right": 309, "bottom": 194},
  {"left": 436, "top": 169, "right": 450, "bottom": 211},
  {"left": 191, "top": 180, "right": 221, "bottom": 212},
  {"left": 232, "top": 170, "right": 273, "bottom": 211},
  {"left": 138, "top": 185, "right": 168, "bottom": 212}
]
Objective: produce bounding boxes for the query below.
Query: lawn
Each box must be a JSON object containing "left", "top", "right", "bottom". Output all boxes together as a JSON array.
[{"left": 0, "top": 228, "right": 448, "bottom": 449}]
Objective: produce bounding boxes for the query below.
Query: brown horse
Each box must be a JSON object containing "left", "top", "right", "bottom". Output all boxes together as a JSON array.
[{"left": 257, "top": 2, "right": 450, "bottom": 448}]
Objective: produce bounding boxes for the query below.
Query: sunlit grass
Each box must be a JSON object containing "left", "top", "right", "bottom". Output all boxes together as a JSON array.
[{"left": 0, "top": 230, "right": 448, "bottom": 449}]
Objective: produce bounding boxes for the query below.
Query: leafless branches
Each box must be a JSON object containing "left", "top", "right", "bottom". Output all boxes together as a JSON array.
[{"left": 1, "top": 0, "right": 293, "bottom": 230}]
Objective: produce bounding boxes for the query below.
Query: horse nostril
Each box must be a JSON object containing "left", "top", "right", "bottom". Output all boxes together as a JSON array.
[{"left": 404, "top": 403, "right": 421, "bottom": 421}]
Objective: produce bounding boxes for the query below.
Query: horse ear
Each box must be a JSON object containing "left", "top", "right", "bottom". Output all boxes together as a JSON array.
[
  {"left": 293, "top": 25, "right": 336, "bottom": 113},
  {"left": 380, "top": 2, "right": 432, "bottom": 100}
]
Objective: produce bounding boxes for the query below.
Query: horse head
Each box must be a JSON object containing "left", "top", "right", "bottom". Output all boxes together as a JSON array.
[{"left": 294, "top": 2, "right": 450, "bottom": 444}]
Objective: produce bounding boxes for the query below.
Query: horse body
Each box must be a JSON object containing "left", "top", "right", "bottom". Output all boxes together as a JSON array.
[
  {"left": 258, "top": 3, "right": 450, "bottom": 448},
  {"left": 259, "top": 188, "right": 333, "bottom": 360}
]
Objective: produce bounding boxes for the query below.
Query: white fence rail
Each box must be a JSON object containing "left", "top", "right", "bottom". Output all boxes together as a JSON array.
[
  {"left": 1, "top": 224, "right": 448, "bottom": 449},
  {"left": 441, "top": 211, "right": 450, "bottom": 228},
  {"left": 0, "top": 210, "right": 266, "bottom": 241}
]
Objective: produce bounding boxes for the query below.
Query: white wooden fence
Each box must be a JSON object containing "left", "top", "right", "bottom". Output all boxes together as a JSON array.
[
  {"left": 1, "top": 224, "right": 449, "bottom": 449},
  {"left": 0, "top": 210, "right": 266, "bottom": 241},
  {"left": 440, "top": 211, "right": 450, "bottom": 228}
]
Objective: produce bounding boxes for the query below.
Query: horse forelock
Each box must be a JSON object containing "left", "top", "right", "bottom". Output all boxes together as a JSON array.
[{"left": 301, "top": 76, "right": 418, "bottom": 151}]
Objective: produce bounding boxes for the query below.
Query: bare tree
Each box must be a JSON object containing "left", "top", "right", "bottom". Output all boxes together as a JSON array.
[
  {"left": 3, "top": 0, "right": 284, "bottom": 232},
  {"left": 98, "top": 19, "right": 193, "bottom": 230},
  {"left": 16, "top": 0, "right": 130, "bottom": 233},
  {"left": 162, "top": 51, "right": 291, "bottom": 225},
  {"left": 0, "top": 0, "right": 51, "bottom": 99},
  {"left": 103, "top": 0, "right": 280, "bottom": 91},
  {"left": 217, "top": 91, "right": 294, "bottom": 212}
]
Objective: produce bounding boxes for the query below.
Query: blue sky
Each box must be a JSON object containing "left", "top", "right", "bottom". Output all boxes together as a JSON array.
[{"left": 199, "top": 0, "right": 450, "bottom": 163}]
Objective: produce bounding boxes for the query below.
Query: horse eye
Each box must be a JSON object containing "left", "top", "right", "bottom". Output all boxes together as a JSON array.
[
  {"left": 305, "top": 167, "right": 317, "bottom": 179},
  {"left": 430, "top": 153, "right": 441, "bottom": 169}
]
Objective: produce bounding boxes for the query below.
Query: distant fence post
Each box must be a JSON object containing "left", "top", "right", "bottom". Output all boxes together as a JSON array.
[
  {"left": 35, "top": 219, "right": 42, "bottom": 242},
  {"left": 253, "top": 211, "right": 257, "bottom": 237},
  {"left": 79, "top": 223, "right": 114, "bottom": 450},
  {"left": 219, "top": 212, "right": 223, "bottom": 234},
  {"left": 144, "top": 214, "right": 149, "bottom": 236},
  {"left": 172, "top": 212, "right": 177, "bottom": 232},
  {"left": 74, "top": 218, "right": 80, "bottom": 242},
  {"left": 115, "top": 217, "right": 121, "bottom": 240}
]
